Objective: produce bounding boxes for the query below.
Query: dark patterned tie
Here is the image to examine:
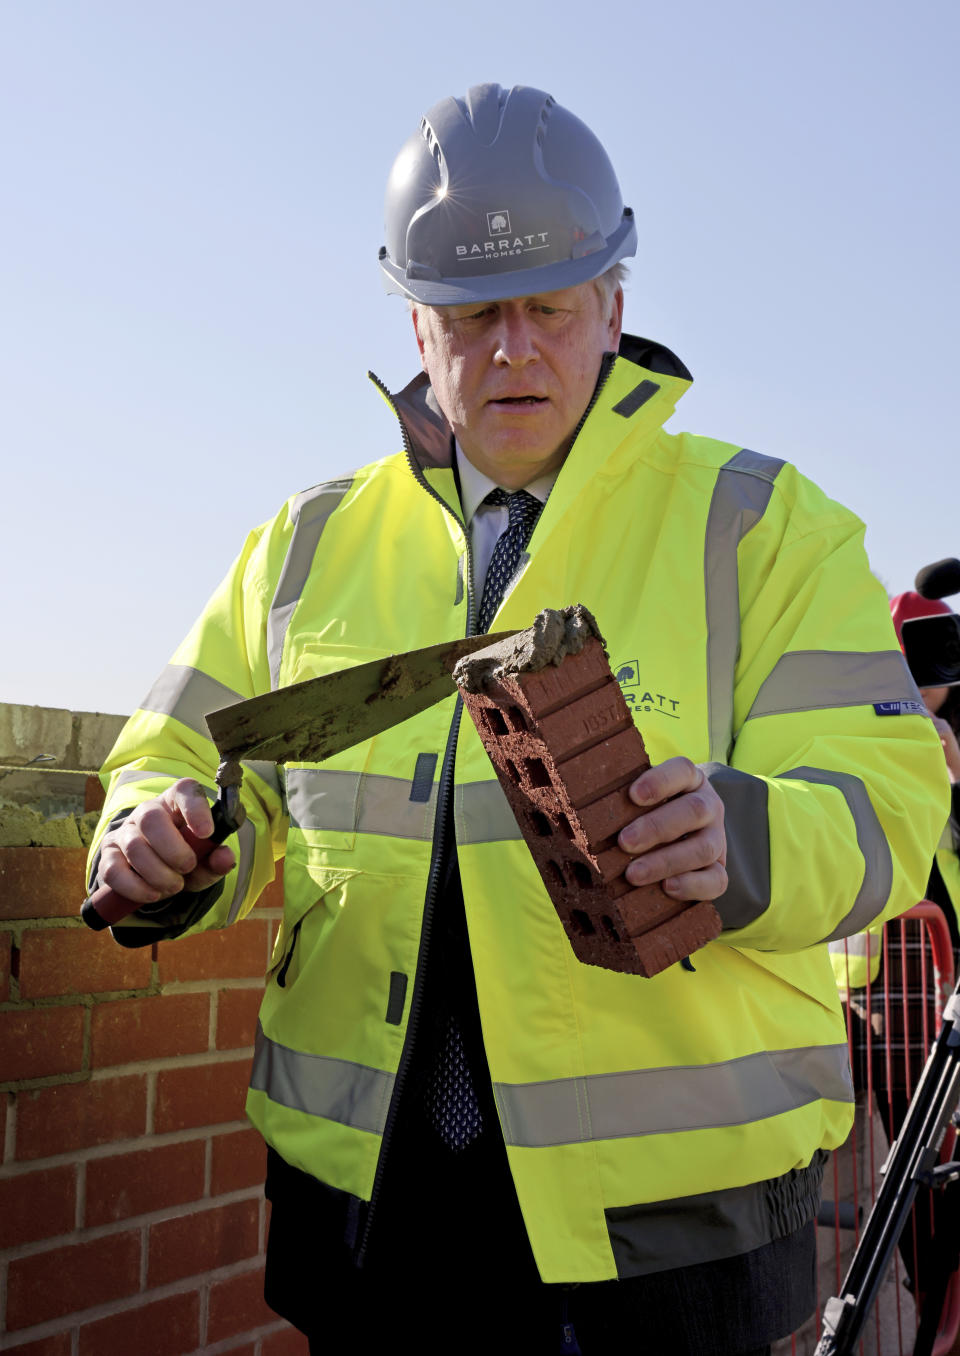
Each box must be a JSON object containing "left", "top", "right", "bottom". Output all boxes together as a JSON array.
[
  {"left": 477, "top": 488, "right": 543, "bottom": 633},
  {"left": 425, "top": 1012, "right": 484, "bottom": 1151},
  {"left": 425, "top": 488, "right": 544, "bottom": 1151}
]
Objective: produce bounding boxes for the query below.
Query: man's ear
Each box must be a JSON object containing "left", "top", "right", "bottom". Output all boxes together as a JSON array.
[
  {"left": 608, "top": 287, "right": 624, "bottom": 350},
  {"left": 411, "top": 306, "right": 428, "bottom": 372}
]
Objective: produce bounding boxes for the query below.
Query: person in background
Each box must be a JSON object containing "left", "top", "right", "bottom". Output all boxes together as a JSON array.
[{"left": 890, "top": 583, "right": 960, "bottom": 945}]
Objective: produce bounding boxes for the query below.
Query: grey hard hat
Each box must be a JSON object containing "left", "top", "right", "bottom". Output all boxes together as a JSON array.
[{"left": 379, "top": 83, "right": 637, "bottom": 305}]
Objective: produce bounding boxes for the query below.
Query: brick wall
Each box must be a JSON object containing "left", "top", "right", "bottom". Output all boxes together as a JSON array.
[{"left": 0, "top": 725, "right": 308, "bottom": 1356}]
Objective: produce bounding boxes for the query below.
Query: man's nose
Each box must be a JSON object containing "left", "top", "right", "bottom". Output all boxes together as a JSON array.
[{"left": 493, "top": 310, "right": 539, "bottom": 366}]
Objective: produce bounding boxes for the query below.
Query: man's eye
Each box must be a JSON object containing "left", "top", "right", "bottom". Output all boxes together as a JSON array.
[{"left": 537, "top": 306, "right": 560, "bottom": 316}]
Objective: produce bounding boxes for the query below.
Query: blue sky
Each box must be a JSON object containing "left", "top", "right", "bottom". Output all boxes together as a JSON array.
[{"left": 3, "top": 0, "right": 957, "bottom": 715}]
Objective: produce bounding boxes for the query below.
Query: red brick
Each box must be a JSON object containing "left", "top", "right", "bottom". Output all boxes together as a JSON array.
[
  {"left": 155, "top": 1058, "right": 250, "bottom": 1133},
  {"left": 78, "top": 1291, "right": 200, "bottom": 1356},
  {"left": 252, "top": 867, "right": 284, "bottom": 911},
  {"left": 0, "top": 1090, "right": 8, "bottom": 1159},
  {"left": 0, "top": 1163, "right": 76, "bottom": 1247},
  {"left": 0, "top": 846, "right": 88, "bottom": 920},
  {"left": 91, "top": 991, "right": 210, "bottom": 1068},
  {"left": 457, "top": 621, "right": 721, "bottom": 978},
  {"left": 212, "top": 1125, "right": 266, "bottom": 1194},
  {"left": 217, "top": 986, "right": 263, "bottom": 1050},
  {"left": 84, "top": 774, "right": 105, "bottom": 813},
  {"left": 148, "top": 1197, "right": 260, "bottom": 1286},
  {"left": 630, "top": 900, "right": 725, "bottom": 973},
  {"left": 6, "top": 1230, "right": 141, "bottom": 1330},
  {"left": 2, "top": 1335, "right": 73, "bottom": 1356},
  {"left": 16, "top": 1075, "right": 147, "bottom": 1159},
  {"left": 19, "top": 925, "right": 151, "bottom": 998},
  {"left": 262, "top": 1328, "right": 311, "bottom": 1355},
  {"left": 0, "top": 928, "right": 11, "bottom": 1001},
  {"left": 85, "top": 1138, "right": 206, "bottom": 1226},
  {"left": 0, "top": 1007, "right": 84, "bottom": 1080},
  {"left": 158, "top": 916, "right": 271, "bottom": 983},
  {"left": 208, "top": 1264, "right": 274, "bottom": 1342}
]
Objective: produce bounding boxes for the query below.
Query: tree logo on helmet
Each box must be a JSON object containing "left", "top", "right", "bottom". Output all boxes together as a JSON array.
[{"left": 487, "top": 210, "right": 511, "bottom": 235}]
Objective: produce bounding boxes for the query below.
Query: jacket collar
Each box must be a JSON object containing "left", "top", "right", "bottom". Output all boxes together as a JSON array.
[{"left": 369, "top": 332, "right": 693, "bottom": 481}]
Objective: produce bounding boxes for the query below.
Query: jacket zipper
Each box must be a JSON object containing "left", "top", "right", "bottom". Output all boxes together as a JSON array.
[
  {"left": 275, "top": 919, "right": 303, "bottom": 988},
  {"left": 355, "top": 356, "right": 617, "bottom": 1262},
  {"left": 355, "top": 380, "right": 477, "bottom": 1267}
]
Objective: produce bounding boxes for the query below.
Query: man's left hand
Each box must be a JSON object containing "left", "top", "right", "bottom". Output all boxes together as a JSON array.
[{"left": 618, "top": 758, "right": 727, "bottom": 901}]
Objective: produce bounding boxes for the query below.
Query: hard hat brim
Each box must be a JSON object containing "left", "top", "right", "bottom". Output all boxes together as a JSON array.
[{"left": 380, "top": 213, "right": 637, "bottom": 306}]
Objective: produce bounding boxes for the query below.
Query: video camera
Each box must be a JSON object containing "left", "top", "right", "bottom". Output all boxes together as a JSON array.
[
  {"left": 902, "top": 614, "right": 960, "bottom": 688},
  {"left": 902, "top": 557, "right": 960, "bottom": 689}
]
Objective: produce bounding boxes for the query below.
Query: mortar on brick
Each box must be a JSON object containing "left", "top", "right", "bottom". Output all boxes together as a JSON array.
[
  {"left": 455, "top": 606, "right": 722, "bottom": 977},
  {"left": 0, "top": 802, "right": 101, "bottom": 849}
]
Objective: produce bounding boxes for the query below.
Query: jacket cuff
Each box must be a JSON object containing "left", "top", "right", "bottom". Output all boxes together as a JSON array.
[{"left": 700, "top": 762, "right": 770, "bottom": 929}]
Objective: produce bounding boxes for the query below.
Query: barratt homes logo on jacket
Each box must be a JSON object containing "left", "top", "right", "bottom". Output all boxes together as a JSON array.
[
  {"left": 614, "top": 660, "right": 680, "bottom": 718},
  {"left": 456, "top": 208, "right": 550, "bottom": 264}
]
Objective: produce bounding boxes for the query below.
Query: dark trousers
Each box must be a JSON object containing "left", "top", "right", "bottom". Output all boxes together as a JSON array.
[{"left": 268, "top": 1140, "right": 811, "bottom": 1356}]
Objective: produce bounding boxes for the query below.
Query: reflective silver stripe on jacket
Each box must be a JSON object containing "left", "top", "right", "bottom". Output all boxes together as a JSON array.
[
  {"left": 250, "top": 1026, "right": 851, "bottom": 1142},
  {"left": 140, "top": 665, "right": 244, "bottom": 738},
  {"left": 134, "top": 669, "right": 284, "bottom": 803},
  {"left": 746, "top": 650, "right": 921, "bottom": 722},
  {"left": 225, "top": 816, "right": 257, "bottom": 923},
  {"left": 287, "top": 767, "right": 521, "bottom": 843},
  {"left": 494, "top": 1043, "right": 853, "bottom": 1149},
  {"left": 242, "top": 760, "right": 285, "bottom": 803},
  {"left": 112, "top": 767, "right": 217, "bottom": 796},
  {"left": 250, "top": 1023, "right": 394, "bottom": 1135},
  {"left": 828, "top": 932, "right": 880, "bottom": 959},
  {"left": 704, "top": 449, "right": 784, "bottom": 764},
  {"left": 267, "top": 478, "right": 355, "bottom": 688},
  {"left": 780, "top": 766, "right": 893, "bottom": 940}
]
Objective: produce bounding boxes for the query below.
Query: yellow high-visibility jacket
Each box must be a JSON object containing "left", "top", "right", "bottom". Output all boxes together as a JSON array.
[
  {"left": 89, "top": 335, "right": 948, "bottom": 1283},
  {"left": 830, "top": 811, "right": 960, "bottom": 994}
]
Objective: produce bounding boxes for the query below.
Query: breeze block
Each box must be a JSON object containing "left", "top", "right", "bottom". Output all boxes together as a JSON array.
[{"left": 453, "top": 606, "right": 722, "bottom": 977}]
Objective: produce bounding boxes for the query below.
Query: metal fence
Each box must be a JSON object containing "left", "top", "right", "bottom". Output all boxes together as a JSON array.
[{"left": 779, "top": 902, "right": 959, "bottom": 1356}]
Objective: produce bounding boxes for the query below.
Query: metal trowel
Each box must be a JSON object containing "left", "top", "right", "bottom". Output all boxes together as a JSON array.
[{"left": 81, "top": 630, "right": 517, "bottom": 930}]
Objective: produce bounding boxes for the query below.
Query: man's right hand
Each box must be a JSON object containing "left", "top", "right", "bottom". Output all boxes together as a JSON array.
[{"left": 96, "top": 778, "right": 236, "bottom": 907}]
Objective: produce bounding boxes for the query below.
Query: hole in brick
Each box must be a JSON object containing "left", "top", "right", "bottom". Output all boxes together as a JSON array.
[
  {"left": 531, "top": 810, "right": 553, "bottom": 837},
  {"left": 506, "top": 705, "right": 529, "bottom": 731},
  {"left": 546, "top": 860, "right": 566, "bottom": 889},
  {"left": 570, "top": 862, "right": 594, "bottom": 888},
  {"left": 504, "top": 758, "right": 521, "bottom": 784},
  {"left": 485, "top": 708, "right": 509, "bottom": 737},
  {"left": 557, "top": 813, "right": 575, "bottom": 841},
  {"left": 524, "top": 757, "right": 551, "bottom": 788},
  {"left": 571, "top": 909, "right": 596, "bottom": 936},
  {"left": 601, "top": 915, "right": 621, "bottom": 942}
]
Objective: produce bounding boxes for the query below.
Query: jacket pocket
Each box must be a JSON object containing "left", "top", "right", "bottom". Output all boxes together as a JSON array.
[{"left": 267, "top": 865, "right": 359, "bottom": 989}]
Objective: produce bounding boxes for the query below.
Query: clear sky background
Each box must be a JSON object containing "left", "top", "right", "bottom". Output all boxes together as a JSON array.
[{"left": 3, "top": 0, "right": 957, "bottom": 717}]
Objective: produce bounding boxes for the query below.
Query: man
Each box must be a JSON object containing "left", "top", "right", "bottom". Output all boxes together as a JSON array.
[{"left": 87, "top": 85, "right": 947, "bottom": 1354}]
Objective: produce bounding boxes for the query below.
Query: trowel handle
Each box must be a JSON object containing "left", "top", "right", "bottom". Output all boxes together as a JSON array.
[{"left": 81, "top": 795, "right": 243, "bottom": 931}]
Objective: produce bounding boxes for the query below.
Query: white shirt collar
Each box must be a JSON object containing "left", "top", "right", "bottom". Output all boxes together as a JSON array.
[{"left": 455, "top": 442, "right": 557, "bottom": 526}]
